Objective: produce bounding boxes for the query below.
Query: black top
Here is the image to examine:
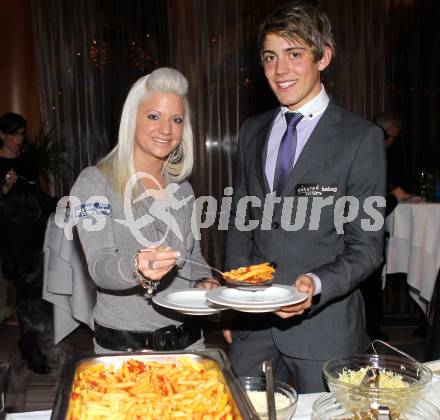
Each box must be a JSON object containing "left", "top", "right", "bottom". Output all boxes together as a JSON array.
[
  {"left": 0, "top": 154, "right": 38, "bottom": 183},
  {"left": 0, "top": 155, "right": 57, "bottom": 267}
]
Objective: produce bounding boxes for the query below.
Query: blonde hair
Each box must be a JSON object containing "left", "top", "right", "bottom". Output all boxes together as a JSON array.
[{"left": 97, "top": 67, "right": 194, "bottom": 198}]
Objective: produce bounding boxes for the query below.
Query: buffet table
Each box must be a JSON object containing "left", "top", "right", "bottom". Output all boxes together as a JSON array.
[
  {"left": 5, "top": 393, "right": 323, "bottom": 419},
  {"left": 5, "top": 384, "right": 440, "bottom": 419},
  {"left": 386, "top": 198, "right": 440, "bottom": 313},
  {"left": 4, "top": 361, "right": 440, "bottom": 419}
]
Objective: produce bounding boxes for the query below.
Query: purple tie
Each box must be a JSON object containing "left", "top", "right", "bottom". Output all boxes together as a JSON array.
[{"left": 273, "top": 112, "right": 303, "bottom": 193}]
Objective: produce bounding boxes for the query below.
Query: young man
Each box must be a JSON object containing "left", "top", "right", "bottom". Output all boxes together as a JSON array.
[{"left": 224, "top": 2, "right": 386, "bottom": 393}]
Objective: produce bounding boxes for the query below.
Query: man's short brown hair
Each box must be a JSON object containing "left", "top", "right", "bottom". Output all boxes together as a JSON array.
[{"left": 258, "top": 1, "right": 335, "bottom": 61}]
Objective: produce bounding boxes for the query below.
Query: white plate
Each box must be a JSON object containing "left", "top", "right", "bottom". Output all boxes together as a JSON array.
[
  {"left": 206, "top": 285, "right": 308, "bottom": 312},
  {"left": 217, "top": 286, "right": 295, "bottom": 304},
  {"left": 153, "top": 289, "right": 224, "bottom": 315}
]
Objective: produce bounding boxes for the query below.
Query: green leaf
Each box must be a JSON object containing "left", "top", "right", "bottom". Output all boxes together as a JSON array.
[{"left": 22, "top": 126, "right": 71, "bottom": 185}]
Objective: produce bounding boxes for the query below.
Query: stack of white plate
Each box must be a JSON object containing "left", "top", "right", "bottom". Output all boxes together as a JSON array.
[{"left": 153, "top": 285, "right": 308, "bottom": 315}]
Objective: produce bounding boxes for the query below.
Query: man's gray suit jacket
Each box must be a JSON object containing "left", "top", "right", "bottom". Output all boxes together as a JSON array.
[{"left": 225, "top": 101, "right": 386, "bottom": 360}]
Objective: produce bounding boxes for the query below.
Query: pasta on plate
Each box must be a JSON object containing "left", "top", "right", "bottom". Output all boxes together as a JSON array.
[{"left": 222, "top": 262, "right": 275, "bottom": 285}]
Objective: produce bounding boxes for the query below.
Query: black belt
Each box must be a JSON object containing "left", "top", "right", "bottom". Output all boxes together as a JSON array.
[{"left": 94, "top": 322, "right": 202, "bottom": 352}]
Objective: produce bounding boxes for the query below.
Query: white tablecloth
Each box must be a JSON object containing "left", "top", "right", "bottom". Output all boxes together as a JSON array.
[
  {"left": 4, "top": 392, "right": 324, "bottom": 419},
  {"left": 6, "top": 374, "right": 440, "bottom": 419},
  {"left": 386, "top": 198, "right": 440, "bottom": 313}
]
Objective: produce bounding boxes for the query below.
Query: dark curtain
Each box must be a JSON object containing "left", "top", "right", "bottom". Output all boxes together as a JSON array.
[
  {"left": 168, "top": 0, "right": 440, "bottom": 263},
  {"left": 168, "top": 0, "right": 279, "bottom": 266},
  {"left": 387, "top": 0, "right": 440, "bottom": 192},
  {"left": 321, "top": 0, "right": 440, "bottom": 193},
  {"left": 32, "top": 0, "right": 170, "bottom": 194},
  {"left": 32, "top": 0, "right": 440, "bottom": 262}
]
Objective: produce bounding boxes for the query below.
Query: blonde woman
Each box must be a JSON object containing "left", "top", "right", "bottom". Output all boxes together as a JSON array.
[{"left": 70, "top": 68, "right": 217, "bottom": 353}]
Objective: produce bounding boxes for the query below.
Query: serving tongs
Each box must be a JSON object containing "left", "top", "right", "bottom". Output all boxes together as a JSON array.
[
  {"left": 359, "top": 339, "right": 419, "bottom": 388},
  {"left": 263, "top": 360, "right": 277, "bottom": 420},
  {"left": 352, "top": 368, "right": 390, "bottom": 420},
  {"left": 356, "top": 340, "right": 421, "bottom": 420},
  {"left": 359, "top": 367, "right": 380, "bottom": 387},
  {"left": 357, "top": 369, "right": 391, "bottom": 419},
  {"left": 371, "top": 339, "right": 419, "bottom": 364}
]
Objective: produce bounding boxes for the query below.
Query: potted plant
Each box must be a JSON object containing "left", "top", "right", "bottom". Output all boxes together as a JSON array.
[{"left": 22, "top": 127, "right": 71, "bottom": 192}]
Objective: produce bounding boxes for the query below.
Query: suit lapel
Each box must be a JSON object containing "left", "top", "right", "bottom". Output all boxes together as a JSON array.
[{"left": 282, "top": 101, "right": 342, "bottom": 196}]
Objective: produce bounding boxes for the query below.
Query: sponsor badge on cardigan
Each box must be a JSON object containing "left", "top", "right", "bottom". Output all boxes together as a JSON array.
[{"left": 74, "top": 202, "right": 112, "bottom": 218}]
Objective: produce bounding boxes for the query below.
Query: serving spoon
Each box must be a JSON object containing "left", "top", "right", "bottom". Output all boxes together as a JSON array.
[
  {"left": 176, "top": 257, "right": 276, "bottom": 287},
  {"left": 176, "top": 257, "right": 226, "bottom": 278}
]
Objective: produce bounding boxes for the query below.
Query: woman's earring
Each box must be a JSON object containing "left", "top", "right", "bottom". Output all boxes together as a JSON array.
[
  {"left": 169, "top": 149, "right": 178, "bottom": 161},
  {"left": 169, "top": 143, "right": 182, "bottom": 162},
  {"left": 161, "top": 144, "right": 182, "bottom": 175}
]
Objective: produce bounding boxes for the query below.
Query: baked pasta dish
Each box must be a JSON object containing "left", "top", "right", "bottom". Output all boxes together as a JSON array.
[{"left": 67, "top": 357, "right": 242, "bottom": 420}]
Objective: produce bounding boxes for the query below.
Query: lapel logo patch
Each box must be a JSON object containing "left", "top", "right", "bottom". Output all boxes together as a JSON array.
[{"left": 295, "top": 183, "right": 338, "bottom": 197}]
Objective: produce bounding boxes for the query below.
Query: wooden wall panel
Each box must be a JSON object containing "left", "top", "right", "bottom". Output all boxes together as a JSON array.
[{"left": 0, "top": 0, "right": 41, "bottom": 136}]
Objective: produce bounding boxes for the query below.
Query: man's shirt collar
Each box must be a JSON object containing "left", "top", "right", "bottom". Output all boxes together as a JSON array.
[{"left": 276, "top": 84, "right": 330, "bottom": 122}]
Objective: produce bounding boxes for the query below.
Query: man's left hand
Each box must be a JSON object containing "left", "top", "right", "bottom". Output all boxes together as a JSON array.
[
  {"left": 275, "top": 274, "right": 315, "bottom": 319},
  {"left": 196, "top": 278, "right": 219, "bottom": 289}
]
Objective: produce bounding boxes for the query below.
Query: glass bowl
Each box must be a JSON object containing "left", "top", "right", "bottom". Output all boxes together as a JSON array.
[
  {"left": 425, "top": 370, "right": 440, "bottom": 411},
  {"left": 312, "top": 392, "right": 440, "bottom": 419},
  {"left": 239, "top": 376, "right": 298, "bottom": 420},
  {"left": 322, "top": 354, "right": 433, "bottom": 415}
]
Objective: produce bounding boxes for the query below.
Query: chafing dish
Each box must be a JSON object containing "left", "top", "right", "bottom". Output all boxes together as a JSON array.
[{"left": 51, "top": 348, "right": 258, "bottom": 419}]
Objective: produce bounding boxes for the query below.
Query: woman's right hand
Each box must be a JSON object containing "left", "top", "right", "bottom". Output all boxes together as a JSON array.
[{"left": 136, "top": 247, "right": 179, "bottom": 281}]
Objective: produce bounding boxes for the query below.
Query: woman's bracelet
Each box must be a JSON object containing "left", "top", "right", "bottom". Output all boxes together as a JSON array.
[{"left": 133, "top": 252, "right": 159, "bottom": 297}]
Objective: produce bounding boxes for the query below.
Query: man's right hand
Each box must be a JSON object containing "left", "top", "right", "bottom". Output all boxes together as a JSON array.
[{"left": 275, "top": 274, "right": 314, "bottom": 319}]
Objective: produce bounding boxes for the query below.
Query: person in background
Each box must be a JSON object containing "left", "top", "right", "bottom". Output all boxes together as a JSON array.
[
  {"left": 0, "top": 112, "right": 56, "bottom": 374},
  {"left": 70, "top": 67, "right": 218, "bottom": 354},
  {"left": 361, "top": 112, "right": 412, "bottom": 341},
  {"left": 223, "top": 1, "right": 386, "bottom": 393},
  {"left": 375, "top": 112, "right": 412, "bottom": 210}
]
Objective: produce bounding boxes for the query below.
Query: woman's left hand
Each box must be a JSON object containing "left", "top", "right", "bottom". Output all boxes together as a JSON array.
[{"left": 2, "top": 169, "right": 18, "bottom": 194}]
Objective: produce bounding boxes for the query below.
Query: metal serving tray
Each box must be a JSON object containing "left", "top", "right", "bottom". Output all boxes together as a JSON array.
[{"left": 51, "top": 348, "right": 259, "bottom": 419}]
